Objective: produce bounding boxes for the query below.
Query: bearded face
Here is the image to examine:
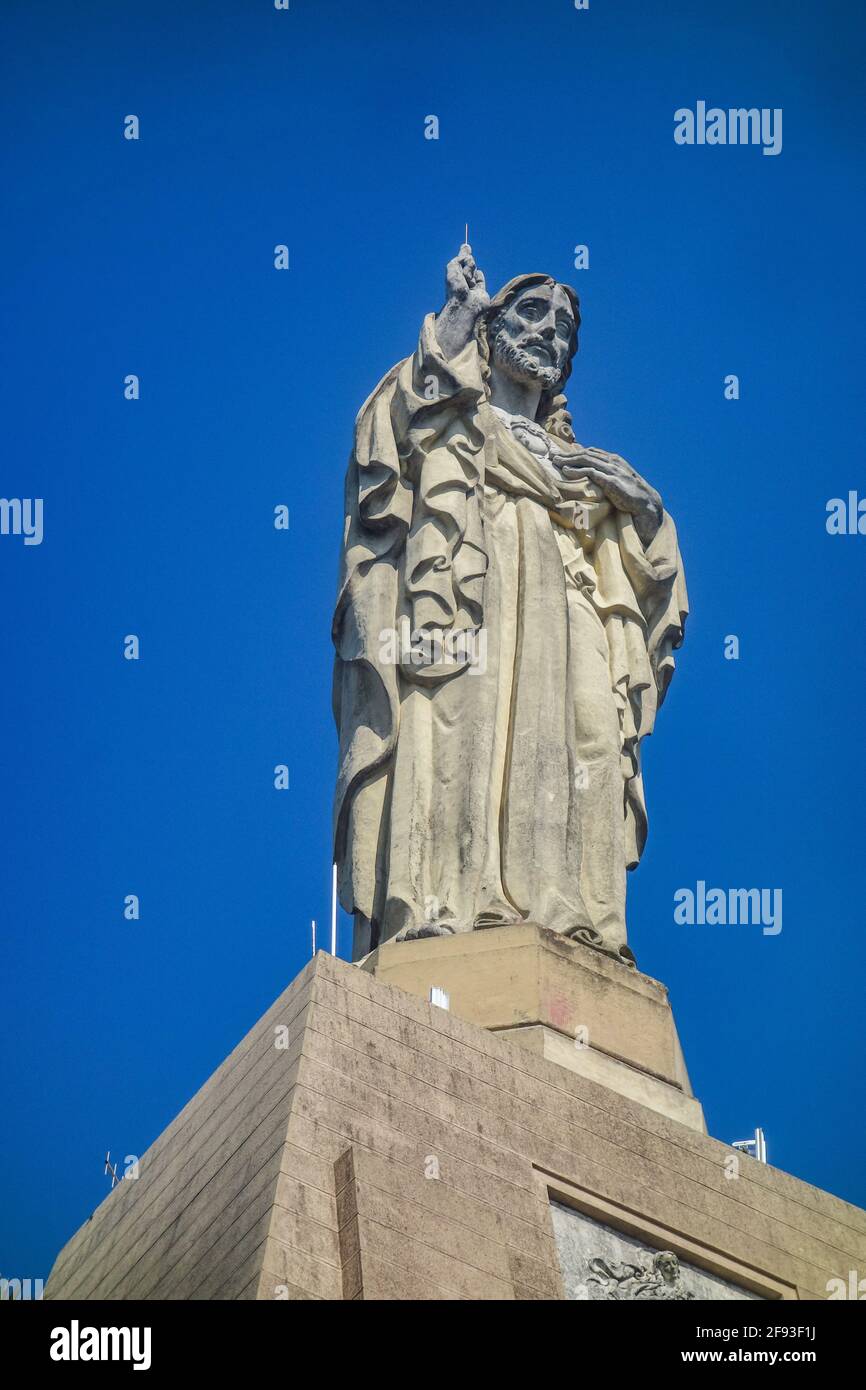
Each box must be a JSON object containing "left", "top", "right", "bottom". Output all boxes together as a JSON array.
[{"left": 489, "top": 283, "right": 576, "bottom": 393}]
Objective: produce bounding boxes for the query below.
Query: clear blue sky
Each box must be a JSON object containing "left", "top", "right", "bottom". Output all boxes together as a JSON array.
[{"left": 2, "top": 0, "right": 864, "bottom": 1285}]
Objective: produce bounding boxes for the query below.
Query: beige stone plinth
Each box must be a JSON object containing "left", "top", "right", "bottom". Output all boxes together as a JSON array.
[
  {"left": 44, "top": 952, "right": 866, "bottom": 1301},
  {"left": 361, "top": 924, "right": 704, "bottom": 1131}
]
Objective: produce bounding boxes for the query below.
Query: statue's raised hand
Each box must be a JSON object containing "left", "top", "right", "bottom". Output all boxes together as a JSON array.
[{"left": 435, "top": 244, "right": 489, "bottom": 360}]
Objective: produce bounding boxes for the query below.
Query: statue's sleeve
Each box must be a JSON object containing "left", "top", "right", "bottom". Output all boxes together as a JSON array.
[
  {"left": 332, "top": 314, "right": 486, "bottom": 881},
  {"left": 392, "top": 316, "right": 489, "bottom": 640},
  {"left": 617, "top": 509, "right": 689, "bottom": 705},
  {"left": 594, "top": 508, "right": 687, "bottom": 869}
]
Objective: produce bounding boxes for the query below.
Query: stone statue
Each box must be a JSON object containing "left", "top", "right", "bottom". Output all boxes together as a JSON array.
[
  {"left": 333, "top": 245, "right": 687, "bottom": 965},
  {"left": 586, "top": 1249, "right": 695, "bottom": 1300}
]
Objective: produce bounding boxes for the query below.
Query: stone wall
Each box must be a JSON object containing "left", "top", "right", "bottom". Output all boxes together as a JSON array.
[{"left": 45, "top": 953, "right": 866, "bottom": 1300}]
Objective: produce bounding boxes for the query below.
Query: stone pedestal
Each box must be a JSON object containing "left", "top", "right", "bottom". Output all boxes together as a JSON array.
[
  {"left": 361, "top": 924, "right": 705, "bottom": 1132},
  {"left": 44, "top": 951, "right": 866, "bottom": 1301}
]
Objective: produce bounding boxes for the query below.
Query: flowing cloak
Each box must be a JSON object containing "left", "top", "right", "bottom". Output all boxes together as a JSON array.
[{"left": 332, "top": 313, "right": 688, "bottom": 956}]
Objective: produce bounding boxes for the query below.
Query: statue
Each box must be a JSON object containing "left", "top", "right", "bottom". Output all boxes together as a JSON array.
[
  {"left": 333, "top": 245, "right": 687, "bottom": 966},
  {"left": 586, "top": 1249, "right": 695, "bottom": 1300}
]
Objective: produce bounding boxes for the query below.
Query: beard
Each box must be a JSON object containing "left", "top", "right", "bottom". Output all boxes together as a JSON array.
[{"left": 490, "top": 325, "right": 564, "bottom": 393}]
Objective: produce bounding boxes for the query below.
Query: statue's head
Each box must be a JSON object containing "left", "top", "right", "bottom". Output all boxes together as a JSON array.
[
  {"left": 654, "top": 1251, "right": 680, "bottom": 1285},
  {"left": 477, "top": 274, "right": 581, "bottom": 441}
]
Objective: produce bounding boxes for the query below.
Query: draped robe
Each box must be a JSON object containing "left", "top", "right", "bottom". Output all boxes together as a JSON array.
[{"left": 333, "top": 314, "right": 687, "bottom": 962}]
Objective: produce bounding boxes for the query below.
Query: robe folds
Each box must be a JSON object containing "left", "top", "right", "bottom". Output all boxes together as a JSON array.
[{"left": 333, "top": 314, "right": 688, "bottom": 960}]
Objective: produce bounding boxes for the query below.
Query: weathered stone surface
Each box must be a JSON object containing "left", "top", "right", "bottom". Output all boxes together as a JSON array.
[
  {"left": 550, "top": 1203, "right": 761, "bottom": 1301},
  {"left": 334, "top": 249, "right": 687, "bottom": 963},
  {"left": 44, "top": 953, "right": 866, "bottom": 1301},
  {"left": 362, "top": 923, "right": 704, "bottom": 1130}
]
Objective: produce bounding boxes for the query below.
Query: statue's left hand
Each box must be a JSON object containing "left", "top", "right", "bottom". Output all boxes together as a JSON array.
[{"left": 561, "top": 449, "right": 663, "bottom": 546}]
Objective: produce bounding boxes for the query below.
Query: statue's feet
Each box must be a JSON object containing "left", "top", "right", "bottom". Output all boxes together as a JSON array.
[
  {"left": 565, "top": 924, "right": 637, "bottom": 969},
  {"left": 394, "top": 922, "right": 456, "bottom": 944},
  {"left": 473, "top": 906, "right": 525, "bottom": 930}
]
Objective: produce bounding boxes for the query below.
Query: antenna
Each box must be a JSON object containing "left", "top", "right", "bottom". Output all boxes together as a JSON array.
[
  {"left": 465, "top": 222, "right": 469, "bottom": 246},
  {"left": 732, "top": 1127, "right": 767, "bottom": 1164},
  {"left": 104, "top": 1152, "right": 120, "bottom": 1189},
  {"left": 311, "top": 918, "right": 316, "bottom": 958},
  {"left": 330, "top": 862, "right": 337, "bottom": 957}
]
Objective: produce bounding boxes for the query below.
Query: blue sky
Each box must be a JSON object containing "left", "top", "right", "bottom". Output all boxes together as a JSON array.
[{"left": 2, "top": 0, "right": 865, "bottom": 1284}]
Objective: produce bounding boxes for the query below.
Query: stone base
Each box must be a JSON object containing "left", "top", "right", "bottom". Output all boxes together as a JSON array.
[
  {"left": 361, "top": 923, "right": 705, "bottom": 1132},
  {"left": 497, "top": 1024, "right": 704, "bottom": 1131},
  {"left": 44, "top": 952, "right": 866, "bottom": 1301}
]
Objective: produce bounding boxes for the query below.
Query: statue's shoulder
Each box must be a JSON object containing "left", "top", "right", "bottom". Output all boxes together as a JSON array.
[{"left": 353, "top": 358, "right": 408, "bottom": 429}]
